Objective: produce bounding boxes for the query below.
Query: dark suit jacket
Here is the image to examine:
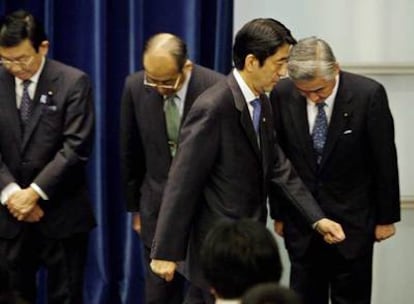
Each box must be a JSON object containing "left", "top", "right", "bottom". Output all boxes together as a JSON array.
[
  {"left": 151, "top": 73, "right": 325, "bottom": 288},
  {"left": 120, "top": 64, "right": 224, "bottom": 247},
  {"left": 270, "top": 71, "right": 400, "bottom": 259},
  {"left": 0, "top": 59, "right": 96, "bottom": 239}
]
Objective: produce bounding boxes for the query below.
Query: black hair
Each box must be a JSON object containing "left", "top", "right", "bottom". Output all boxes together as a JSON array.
[
  {"left": 0, "top": 10, "right": 47, "bottom": 52},
  {"left": 201, "top": 219, "right": 282, "bottom": 299},
  {"left": 233, "top": 18, "right": 296, "bottom": 70},
  {"left": 242, "top": 283, "right": 302, "bottom": 304}
]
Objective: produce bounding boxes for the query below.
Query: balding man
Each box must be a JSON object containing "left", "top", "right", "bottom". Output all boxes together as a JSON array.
[{"left": 120, "top": 33, "right": 224, "bottom": 304}]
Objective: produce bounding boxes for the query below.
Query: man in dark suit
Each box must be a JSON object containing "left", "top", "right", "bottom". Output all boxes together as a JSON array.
[
  {"left": 270, "top": 37, "right": 400, "bottom": 304},
  {"left": 0, "top": 10, "right": 95, "bottom": 303},
  {"left": 120, "top": 33, "right": 224, "bottom": 304},
  {"left": 150, "top": 19, "right": 345, "bottom": 304}
]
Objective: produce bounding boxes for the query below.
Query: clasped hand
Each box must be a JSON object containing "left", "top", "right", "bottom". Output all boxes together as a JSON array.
[{"left": 6, "top": 188, "right": 43, "bottom": 222}]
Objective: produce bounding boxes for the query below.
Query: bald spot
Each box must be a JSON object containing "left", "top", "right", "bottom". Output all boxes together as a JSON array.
[{"left": 143, "top": 33, "right": 179, "bottom": 79}]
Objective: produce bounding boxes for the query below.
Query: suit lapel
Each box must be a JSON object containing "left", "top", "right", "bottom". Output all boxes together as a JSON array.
[
  {"left": 259, "top": 94, "right": 273, "bottom": 177},
  {"left": 182, "top": 66, "right": 199, "bottom": 120},
  {"left": 21, "top": 60, "right": 58, "bottom": 151},
  {"left": 147, "top": 90, "right": 172, "bottom": 160},
  {"left": 0, "top": 73, "right": 22, "bottom": 143},
  {"left": 227, "top": 75, "right": 261, "bottom": 159},
  {"left": 319, "top": 75, "right": 353, "bottom": 168},
  {"left": 288, "top": 92, "right": 317, "bottom": 172}
]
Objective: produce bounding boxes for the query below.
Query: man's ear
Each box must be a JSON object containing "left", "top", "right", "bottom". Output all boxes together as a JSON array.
[
  {"left": 244, "top": 54, "right": 258, "bottom": 73},
  {"left": 38, "top": 40, "right": 49, "bottom": 56}
]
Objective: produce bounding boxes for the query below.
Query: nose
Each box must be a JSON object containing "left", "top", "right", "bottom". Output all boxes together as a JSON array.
[
  {"left": 278, "top": 62, "right": 288, "bottom": 78},
  {"left": 157, "top": 87, "right": 170, "bottom": 96},
  {"left": 9, "top": 64, "right": 22, "bottom": 73},
  {"left": 307, "top": 92, "right": 321, "bottom": 103}
]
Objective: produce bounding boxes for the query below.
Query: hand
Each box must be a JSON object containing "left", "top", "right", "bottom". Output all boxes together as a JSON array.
[
  {"left": 132, "top": 212, "right": 141, "bottom": 234},
  {"left": 273, "top": 220, "right": 284, "bottom": 237},
  {"left": 150, "top": 259, "right": 177, "bottom": 282},
  {"left": 6, "top": 188, "right": 40, "bottom": 220},
  {"left": 23, "top": 205, "right": 44, "bottom": 223},
  {"left": 315, "top": 218, "right": 346, "bottom": 244},
  {"left": 375, "top": 224, "right": 396, "bottom": 242}
]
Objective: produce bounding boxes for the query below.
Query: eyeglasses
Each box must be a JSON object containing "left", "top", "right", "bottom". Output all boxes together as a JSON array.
[
  {"left": 0, "top": 56, "right": 34, "bottom": 68},
  {"left": 144, "top": 73, "right": 182, "bottom": 90}
]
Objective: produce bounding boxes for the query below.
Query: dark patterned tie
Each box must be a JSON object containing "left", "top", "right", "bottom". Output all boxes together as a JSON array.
[
  {"left": 20, "top": 80, "right": 33, "bottom": 127},
  {"left": 250, "top": 98, "right": 261, "bottom": 134},
  {"left": 165, "top": 94, "right": 180, "bottom": 156},
  {"left": 312, "top": 102, "right": 328, "bottom": 164}
]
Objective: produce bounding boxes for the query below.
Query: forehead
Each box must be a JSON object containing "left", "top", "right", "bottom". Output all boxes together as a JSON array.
[
  {"left": 143, "top": 51, "right": 178, "bottom": 78},
  {"left": 294, "top": 77, "right": 332, "bottom": 92},
  {"left": 0, "top": 39, "right": 35, "bottom": 58}
]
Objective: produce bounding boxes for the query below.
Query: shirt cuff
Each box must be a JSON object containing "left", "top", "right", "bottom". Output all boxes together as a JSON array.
[
  {"left": 1, "top": 183, "right": 21, "bottom": 205},
  {"left": 30, "top": 183, "right": 49, "bottom": 200}
]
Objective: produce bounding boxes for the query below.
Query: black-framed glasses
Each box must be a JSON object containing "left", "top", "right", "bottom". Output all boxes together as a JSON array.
[
  {"left": 144, "top": 73, "right": 182, "bottom": 90},
  {"left": 0, "top": 56, "right": 34, "bottom": 68}
]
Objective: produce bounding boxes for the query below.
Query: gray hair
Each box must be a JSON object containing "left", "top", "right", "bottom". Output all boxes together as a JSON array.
[{"left": 288, "top": 37, "right": 337, "bottom": 81}]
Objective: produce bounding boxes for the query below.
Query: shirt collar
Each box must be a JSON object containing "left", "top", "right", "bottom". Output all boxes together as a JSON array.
[
  {"left": 233, "top": 68, "right": 258, "bottom": 103},
  {"left": 306, "top": 73, "right": 340, "bottom": 108},
  {"left": 165, "top": 69, "right": 192, "bottom": 101},
  {"left": 215, "top": 298, "right": 241, "bottom": 304}
]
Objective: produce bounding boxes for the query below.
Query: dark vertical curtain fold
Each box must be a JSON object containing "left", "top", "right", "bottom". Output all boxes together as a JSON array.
[{"left": 0, "top": 0, "right": 233, "bottom": 303}]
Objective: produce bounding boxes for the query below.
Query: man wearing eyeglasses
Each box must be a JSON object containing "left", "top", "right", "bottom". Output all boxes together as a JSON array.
[
  {"left": 120, "top": 33, "right": 224, "bottom": 304},
  {"left": 0, "top": 10, "right": 95, "bottom": 303}
]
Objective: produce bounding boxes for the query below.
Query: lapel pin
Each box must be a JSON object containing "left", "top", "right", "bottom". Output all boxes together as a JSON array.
[{"left": 40, "top": 94, "right": 47, "bottom": 104}]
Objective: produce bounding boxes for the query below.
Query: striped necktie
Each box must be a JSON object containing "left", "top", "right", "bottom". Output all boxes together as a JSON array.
[
  {"left": 250, "top": 98, "right": 261, "bottom": 134},
  {"left": 165, "top": 94, "right": 180, "bottom": 156},
  {"left": 20, "top": 80, "right": 33, "bottom": 127},
  {"left": 312, "top": 102, "right": 328, "bottom": 164}
]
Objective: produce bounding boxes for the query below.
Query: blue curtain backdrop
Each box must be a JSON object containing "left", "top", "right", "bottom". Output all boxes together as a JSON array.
[{"left": 0, "top": 0, "right": 234, "bottom": 303}]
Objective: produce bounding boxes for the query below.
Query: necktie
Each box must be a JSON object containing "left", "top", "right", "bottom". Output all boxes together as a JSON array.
[
  {"left": 20, "top": 80, "right": 33, "bottom": 127},
  {"left": 312, "top": 102, "right": 328, "bottom": 163},
  {"left": 165, "top": 95, "right": 180, "bottom": 156},
  {"left": 250, "top": 98, "right": 261, "bottom": 134}
]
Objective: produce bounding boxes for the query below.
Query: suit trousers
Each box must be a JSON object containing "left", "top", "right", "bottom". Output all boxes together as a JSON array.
[
  {"left": 143, "top": 245, "right": 186, "bottom": 304},
  {"left": 0, "top": 225, "right": 88, "bottom": 304},
  {"left": 289, "top": 235, "right": 373, "bottom": 304}
]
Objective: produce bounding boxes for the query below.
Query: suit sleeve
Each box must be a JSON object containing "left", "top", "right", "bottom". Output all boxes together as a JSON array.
[
  {"left": 32, "top": 73, "right": 94, "bottom": 197},
  {"left": 367, "top": 84, "right": 400, "bottom": 223},
  {"left": 120, "top": 78, "right": 146, "bottom": 212},
  {"left": 151, "top": 101, "right": 219, "bottom": 261},
  {"left": 266, "top": 88, "right": 323, "bottom": 225},
  {"left": 267, "top": 89, "right": 289, "bottom": 221},
  {"left": 268, "top": 140, "right": 325, "bottom": 226}
]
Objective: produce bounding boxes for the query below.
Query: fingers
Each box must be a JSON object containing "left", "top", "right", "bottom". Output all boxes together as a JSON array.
[
  {"left": 7, "top": 204, "right": 34, "bottom": 220},
  {"left": 150, "top": 259, "right": 177, "bottom": 282},
  {"left": 24, "top": 206, "right": 44, "bottom": 222},
  {"left": 316, "top": 218, "right": 346, "bottom": 244},
  {"left": 273, "top": 220, "right": 284, "bottom": 237},
  {"left": 132, "top": 213, "right": 141, "bottom": 234},
  {"left": 375, "top": 224, "right": 396, "bottom": 242}
]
